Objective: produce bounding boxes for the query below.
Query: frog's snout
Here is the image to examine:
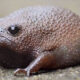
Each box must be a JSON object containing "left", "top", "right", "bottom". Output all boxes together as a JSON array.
[
  {"left": 0, "top": 27, "right": 10, "bottom": 46},
  {"left": 0, "top": 28, "right": 4, "bottom": 33}
]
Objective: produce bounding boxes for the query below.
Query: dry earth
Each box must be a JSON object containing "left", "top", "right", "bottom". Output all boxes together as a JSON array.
[{"left": 0, "top": 66, "right": 80, "bottom": 80}]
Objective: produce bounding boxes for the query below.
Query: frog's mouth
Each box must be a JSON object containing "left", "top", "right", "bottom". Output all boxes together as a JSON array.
[
  {"left": 0, "top": 36, "right": 15, "bottom": 47},
  {"left": 0, "top": 36, "right": 33, "bottom": 69}
]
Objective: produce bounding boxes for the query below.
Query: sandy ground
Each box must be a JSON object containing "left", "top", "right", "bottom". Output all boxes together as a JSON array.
[{"left": 0, "top": 66, "right": 80, "bottom": 80}]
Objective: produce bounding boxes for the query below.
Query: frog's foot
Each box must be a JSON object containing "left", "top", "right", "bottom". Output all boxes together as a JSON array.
[
  {"left": 14, "top": 68, "right": 27, "bottom": 76},
  {"left": 14, "top": 51, "right": 55, "bottom": 76}
]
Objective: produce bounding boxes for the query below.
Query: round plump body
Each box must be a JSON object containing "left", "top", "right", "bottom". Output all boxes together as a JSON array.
[{"left": 0, "top": 7, "right": 80, "bottom": 76}]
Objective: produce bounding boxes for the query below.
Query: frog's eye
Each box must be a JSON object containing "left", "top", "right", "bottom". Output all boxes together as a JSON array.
[{"left": 8, "top": 25, "right": 20, "bottom": 35}]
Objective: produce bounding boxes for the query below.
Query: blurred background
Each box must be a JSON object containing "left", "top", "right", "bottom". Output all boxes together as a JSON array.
[{"left": 0, "top": 0, "right": 80, "bottom": 17}]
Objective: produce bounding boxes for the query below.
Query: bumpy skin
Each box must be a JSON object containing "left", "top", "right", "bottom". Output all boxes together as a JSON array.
[{"left": 0, "top": 6, "right": 80, "bottom": 76}]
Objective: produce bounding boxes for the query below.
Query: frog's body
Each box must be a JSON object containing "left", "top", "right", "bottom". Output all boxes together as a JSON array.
[{"left": 0, "top": 6, "right": 80, "bottom": 76}]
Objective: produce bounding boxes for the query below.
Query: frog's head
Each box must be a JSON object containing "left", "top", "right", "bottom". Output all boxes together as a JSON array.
[
  {"left": 0, "top": 22, "right": 24, "bottom": 52},
  {"left": 0, "top": 20, "right": 34, "bottom": 68},
  {"left": 0, "top": 9, "right": 35, "bottom": 68}
]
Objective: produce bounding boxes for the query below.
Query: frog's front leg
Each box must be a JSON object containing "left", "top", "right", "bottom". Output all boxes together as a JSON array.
[{"left": 14, "top": 51, "right": 56, "bottom": 76}]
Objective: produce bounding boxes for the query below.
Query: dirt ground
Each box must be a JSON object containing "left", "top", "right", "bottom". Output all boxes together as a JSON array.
[{"left": 0, "top": 66, "right": 80, "bottom": 80}]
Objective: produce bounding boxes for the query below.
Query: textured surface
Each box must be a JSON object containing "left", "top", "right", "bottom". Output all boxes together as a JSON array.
[
  {"left": 0, "top": 6, "right": 80, "bottom": 70},
  {"left": 0, "top": 0, "right": 80, "bottom": 80},
  {"left": 0, "top": 6, "right": 80, "bottom": 79},
  {"left": 0, "top": 67, "right": 80, "bottom": 80}
]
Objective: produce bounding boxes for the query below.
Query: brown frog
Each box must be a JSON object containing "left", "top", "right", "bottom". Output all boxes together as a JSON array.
[{"left": 0, "top": 6, "right": 80, "bottom": 76}]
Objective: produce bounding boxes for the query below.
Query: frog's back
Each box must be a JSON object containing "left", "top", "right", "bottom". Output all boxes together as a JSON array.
[
  {"left": 3, "top": 6, "right": 80, "bottom": 52},
  {"left": 12, "top": 6, "right": 80, "bottom": 50}
]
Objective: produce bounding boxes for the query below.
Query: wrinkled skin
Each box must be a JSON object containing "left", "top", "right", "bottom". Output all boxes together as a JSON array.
[{"left": 0, "top": 6, "right": 80, "bottom": 76}]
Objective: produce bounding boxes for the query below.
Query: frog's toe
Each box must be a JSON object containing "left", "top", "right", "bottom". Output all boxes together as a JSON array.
[{"left": 14, "top": 68, "right": 27, "bottom": 76}]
